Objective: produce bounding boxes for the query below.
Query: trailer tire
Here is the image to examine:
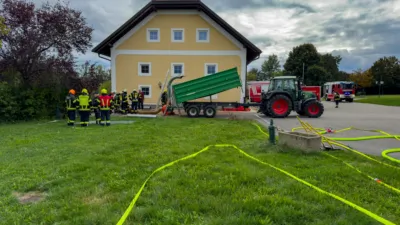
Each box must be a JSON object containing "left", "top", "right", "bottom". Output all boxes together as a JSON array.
[
  {"left": 267, "top": 94, "right": 292, "bottom": 118},
  {"left": 187, "top": 105, "right": 200, "bottom": 118},
  {"left": 303, "top": 101, "right": 324, "bottom": 118},
  {"left": 204, "top": 106, "right": 216, "bottom": 118}
]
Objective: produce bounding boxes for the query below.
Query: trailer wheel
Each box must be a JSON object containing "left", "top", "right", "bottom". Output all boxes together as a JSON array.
[
  {"left": 187, "top": 105, "right": 200, "bottom": 117},
  {"left": 267, "top": 94, "right": 293, "bottom": 118},
  {"left": 204, "top": 106, "right": 216, "bottom": 118},
  {"left": 303, "top": 101, "right": 324, "bottom": 118}
]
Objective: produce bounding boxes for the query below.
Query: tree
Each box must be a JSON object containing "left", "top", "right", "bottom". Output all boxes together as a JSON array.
[
  {"left": 337, "top": 71, "right": 350, "bottom": 81},
  {"left": 349, "top": 68, "right": 373, "bottom": 88},
  {"left": 284, "top": 43, "right": 320, "bottom": 77},
  {"left": 0, "top": 16, "right": 9, "bottom": 48},
  {"left": 247, "top": 68, "right": 258, "bottom": 81},
  {"left": 318, "top": 53, "right": 341, "bottom": 80},
  {"left": 261, "top": 54, "right": 281, "bottom": 79},
  {"left": 304, "top": 65, "right": 329, "bottom": 86},
  {"left": 0, "top": 0, "right": 93, "bottom": 87},
  {"left": 370, "top": 56, "right": 400, "bottom": 87},
  {"left": 77, "top": 61, "right": 111, "bottom": 93}
]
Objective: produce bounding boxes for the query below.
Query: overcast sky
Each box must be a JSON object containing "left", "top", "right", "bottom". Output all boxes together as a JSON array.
[{"left": 34, "top": 0, "right": 400, "bottom": 72}]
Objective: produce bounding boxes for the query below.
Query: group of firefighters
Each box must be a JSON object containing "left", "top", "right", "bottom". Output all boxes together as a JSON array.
[{"left": 64, "top": 88, "right": 146, "bottom": 127}]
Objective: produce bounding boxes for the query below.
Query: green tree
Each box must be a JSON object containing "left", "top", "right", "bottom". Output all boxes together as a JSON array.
[
  {"left": 0, "top": 16, "right": 9, "bottom": 48},
  {"left": 284, "top": 43, "right": 320, "bottom": 77},
  {"left": 370, "top": 56, "right": 400, "bottom": 87},
  {"left": 337, "top": 71, "right": 350, "bottom": 81},
  {"left": 247, "top": 68, "right": 258, "bottom": 81},
  {"left": 349, "top": 68, "right": 373, "bottom": 88},
  {"left": 318, "top": 53, "right": 341, "bottom": 80},
  {"left": 261, "top": 54, "right": 281, "bottom": 79},
  {"left": 304, "top": 65, "right": 329, "bottom": 86}
]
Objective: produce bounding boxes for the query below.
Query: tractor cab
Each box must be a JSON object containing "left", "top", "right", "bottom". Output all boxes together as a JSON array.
[{"left": 260, "top": 76, "right": 324, "bottom": 118}]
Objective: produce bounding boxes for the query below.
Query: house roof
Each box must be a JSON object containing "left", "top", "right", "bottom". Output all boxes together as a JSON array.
[{"left": 92, "top": 0, "right": 262, "bottom": 64}]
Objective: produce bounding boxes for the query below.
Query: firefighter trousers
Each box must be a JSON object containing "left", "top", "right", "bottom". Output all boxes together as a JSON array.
[
  {"left": 138, "top": 100, "right": 143, "bottom": 109},
  {"left": 100, "top": 110, "right": 111, "bottom": 126},
  {"left": 131, "top": 101, "right": 138, "bottom": 112},
  {"left": 67, "top": 110, "right": 76, "bottom": 126},
  {"left": 94, "top": 109, "right": 101, "bottom": 124},
  {"left": 79, "top": 110, "right": 90, "bottom": 126}
]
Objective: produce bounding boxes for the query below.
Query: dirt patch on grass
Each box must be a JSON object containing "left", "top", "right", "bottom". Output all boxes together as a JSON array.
[{"left": 12, "top": 191, "right": 46, "bottom": 204}]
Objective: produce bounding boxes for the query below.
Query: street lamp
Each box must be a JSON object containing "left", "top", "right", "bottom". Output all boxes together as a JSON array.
[{"left": 375, "top": 78, "right": 384, "bottom": 98}]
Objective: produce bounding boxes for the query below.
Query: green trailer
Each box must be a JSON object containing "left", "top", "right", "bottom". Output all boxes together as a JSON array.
[
  {"left": 170, "top": 67, "right": 248, "bottom": 118},
  {"left": 167, "top": 67, "right": 324, "bottom": 118}
]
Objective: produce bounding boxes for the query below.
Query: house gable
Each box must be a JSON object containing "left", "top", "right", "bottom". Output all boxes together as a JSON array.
[
  {"left": 92, "top": 0, "right": 262, "bottom": 64},
  {"left": 113, "top": 11, "right": 242, "bottom": 51}
]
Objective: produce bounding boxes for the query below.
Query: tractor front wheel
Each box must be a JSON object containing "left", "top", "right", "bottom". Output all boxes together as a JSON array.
[
  {"left": 267, "top": 94, "right": 293, "bottom": 118},
  {"left": 303, "top": 101, "right": 324, "bottom": 118}
]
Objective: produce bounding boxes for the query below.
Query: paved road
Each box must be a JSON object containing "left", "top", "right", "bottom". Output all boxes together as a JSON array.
[{"left": 216, "top": 102, "right": 400, "bottom": 159}]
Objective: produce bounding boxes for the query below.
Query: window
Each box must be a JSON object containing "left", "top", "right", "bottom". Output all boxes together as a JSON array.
[
  {"left": 147, "top": 28, "right": 160, "bottom": 42},
  {"left": 139, "top": 85, "right": 152, "bottom": 98},
  {"left": 196, "top": 28, "right": 209, "bottom": 42},
  {"left": 171, "top": 63, "right": 184, "bottom": 76},
  {"left": 171, "top": 28, "right": 184, "bottom": 42},
  {"left": 138, "top": 62, "right": 152, "bottom": 76},
  {"left": 204, "top": 63, "right": 218, "bottom": 99},
  {"left": 205, "top": 63, "right": 218, "bottom": 75}
]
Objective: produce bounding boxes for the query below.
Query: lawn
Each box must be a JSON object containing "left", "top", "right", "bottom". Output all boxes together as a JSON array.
[
  {"left": 355, "top": 95, "right": 400, "bottom": 106},
  {"left": 0, "top": 116, "right": 399, "bottom": 225}
]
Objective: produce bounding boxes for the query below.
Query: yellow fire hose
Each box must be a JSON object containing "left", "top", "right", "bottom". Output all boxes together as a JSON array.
[{"left": 115, "top": 121, "right": 399, "bottom": 225}]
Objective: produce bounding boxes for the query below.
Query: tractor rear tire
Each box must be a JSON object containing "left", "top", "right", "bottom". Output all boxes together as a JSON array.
[
  {"left": 303, "top": 101, "right": 324, "bottom": 118},
  {"left": 267, "top": 94, "right": 293, "bottom": 118}
]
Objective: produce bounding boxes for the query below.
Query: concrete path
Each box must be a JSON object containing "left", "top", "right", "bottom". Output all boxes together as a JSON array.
[{"left": 216, "top": 102, "right": 400, "bottom": 159}]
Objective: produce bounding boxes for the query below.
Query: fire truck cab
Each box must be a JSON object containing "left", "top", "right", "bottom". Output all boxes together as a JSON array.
[{"left": 323, "top": 81, "right": 355, "bottom": 102}]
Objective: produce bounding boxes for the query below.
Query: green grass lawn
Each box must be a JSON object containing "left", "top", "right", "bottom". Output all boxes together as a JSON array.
[
  {"left": 355, "top": 95, "right": 400, "bottom": 106},
  {"left": 0, "top": 116, "right": 399, "bottom": 225}
]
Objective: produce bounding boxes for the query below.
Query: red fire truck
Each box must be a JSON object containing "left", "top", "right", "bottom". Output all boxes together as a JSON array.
[
  {"left": 323, "top": 81, "right": 356, "bottom": 102},
  {"left": 247, "top": 81, "right": 321, "bottom": 103}
]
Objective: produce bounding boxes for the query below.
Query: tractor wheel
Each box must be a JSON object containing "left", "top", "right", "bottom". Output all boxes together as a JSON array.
[
  {"left": 186, "top": 105, "right": 200, "bottom": 118},
  {"left": 304, "top": 101, "right": 324, "bottom": 118},
  {"left": 263, "top": 109, "right": 271, "bottom": 117},
  {"left": 267, "top": 94, "right": 293, "bottom": 118}
]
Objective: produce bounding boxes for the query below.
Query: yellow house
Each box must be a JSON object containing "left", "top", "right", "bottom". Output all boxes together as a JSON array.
[{"left": 92, "top": 0, "right": 262, "bottom": 106}]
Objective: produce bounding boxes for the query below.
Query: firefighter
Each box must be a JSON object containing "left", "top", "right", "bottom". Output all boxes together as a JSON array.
[
  {"left": 129, "top": 89, "right": 139, "bottom": 113},
  {"left": 334, "top": 91, "right": 340, "bottom": 108},
  {"left": 74, "top": 88, "right": 92, "bottom": 127},
  {"left": 97, "top": 88, "right": 114, "bottom": 126},
  {"left": 138, "top": 89, "right": 144, "bottom": 110},
  {"left": 121, "top": 89, "right": 129, "bottom": 114},
  {"left": 65, "top": 89, "right": 77, "bottom": 126},
  {"left": 113, "top": 91, "right": 121, "bottom": 113},
  {"left": 91, "top": 92, "right": 101, "bottom": 124},
  {"left": 161, "top": 89, "right": 167, "bottom": 105}
]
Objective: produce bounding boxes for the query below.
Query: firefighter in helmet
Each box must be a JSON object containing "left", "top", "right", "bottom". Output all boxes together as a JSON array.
[
  {"left": 113, "top": 91, "right": 121, "bottom": 113},
  {"left": 129, "top": 89, "right": 139, "bottom": 113},
  {"left": 74, "top": 88, "right": 92, "bottom": 127},
  {"left": 161, "top": 89, "right": 168, "bottom": 105},
  {"left": 121, "top": 89, "right": 128, "bottom": 114},
  {"left": 96, "top": 88, "right": 114, "bottom": 126},
  {"left": 334, "top": 91, "right": 340, "bottom": 108},
  {"left": 65, "top": 89, "right": 77, "bottom": 126},
  {"left": 91, "top": 92, "right": 101, "bottom": 124}
]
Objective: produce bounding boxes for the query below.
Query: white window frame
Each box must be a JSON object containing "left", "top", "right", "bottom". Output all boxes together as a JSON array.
[
  {"left": 196, "top": 28, "right": 210, "bottom": 43},
  {"left": 147, "top": 28, "right": 160, "bottom": 42},
  {"left": 138, "top": 62, "right": 152, "bottom": 76},
  {"left": 138, "top": 85, "right": 152, "bottom": 98},
  {"left": 171, "top": 63, "right": 184, "bottom": 77},
  {"left": 171, "top": 28, "right": 184, "bottom": 42},
  {"left": 204, "top": 63, "right": 218, "bottom": 99}
]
